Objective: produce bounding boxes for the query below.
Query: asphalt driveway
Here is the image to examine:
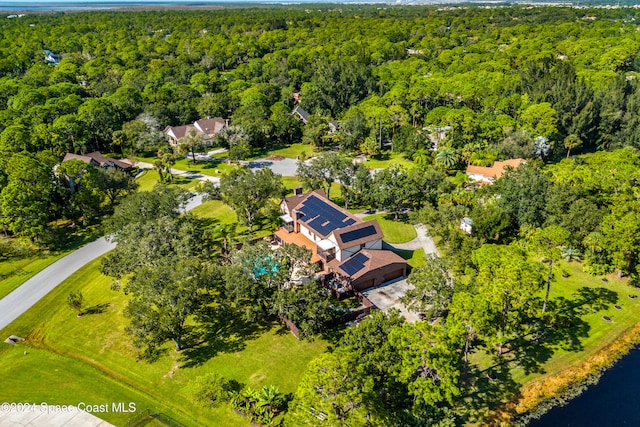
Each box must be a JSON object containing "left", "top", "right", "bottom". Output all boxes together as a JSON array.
[{"left": 246, "top": 157, "right": 299, "bottom": 176}]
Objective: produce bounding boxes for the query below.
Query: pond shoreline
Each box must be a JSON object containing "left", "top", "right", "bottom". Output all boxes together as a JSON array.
[{"left": 488, "top": 320, "right": 640, "bottom": 426}]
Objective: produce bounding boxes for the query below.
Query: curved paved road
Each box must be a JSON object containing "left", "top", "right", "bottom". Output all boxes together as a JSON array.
[
  {"left": 0, "top": 238, "right": 115, "bottom": 331},
  {"left": 0, "top": 194, "right": 204, "bottom": 332}
]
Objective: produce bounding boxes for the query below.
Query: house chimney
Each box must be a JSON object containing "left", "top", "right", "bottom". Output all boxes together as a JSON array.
[{"left": 294, "top": 187, "right": 303, "bottom": 196}]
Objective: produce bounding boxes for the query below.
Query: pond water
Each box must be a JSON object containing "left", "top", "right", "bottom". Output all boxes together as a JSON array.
[{"left": 527, "top": 346, "right": 640, "bottom": 426}]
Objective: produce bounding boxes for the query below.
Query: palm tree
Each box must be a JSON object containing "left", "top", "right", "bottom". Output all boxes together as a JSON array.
[
  {"left": 435, "top": 146, "right": 458, "bottom": 170},
  {"left": 213, "top": 223, "right": 237, "bottom": 259},
  {"left": 178, "top": 128, "right": 205, "bottom": 164},
  {"left": 156, "top": 147, "right": 176, "bottom": 183},
  {"left": 469, "top": 150, "right": 499, "bottom": 167},
  {"left": 412, "top": 148, "right": 430, "bottom": 165},
  {"left": 534, "top": 136, "right": 550, "bottom": 160},
  {"left": 583, "top": 231, "right": 604, "bottom": 254},
  {"left": 564, "top": 134, "right": 582, "bottom": 158}
]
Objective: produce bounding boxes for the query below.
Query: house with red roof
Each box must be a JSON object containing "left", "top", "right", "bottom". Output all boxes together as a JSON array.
[{"left": 466, "top": 158, "right": 526, "bottom": 184}]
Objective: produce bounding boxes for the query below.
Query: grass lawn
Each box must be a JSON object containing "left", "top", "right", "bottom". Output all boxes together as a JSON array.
[
  {"left": 363, "top": 151, "right": 414, "bottom": 169},
  {"left": 173, "top": 158, "right": 237, "bottom": 176},
  {"left": 137, "top": 156, "right": 237, "bottom": 179},
  {"left": 136, "top": 169, "right": 200, "bottom": 193},
  {"left": 362, "top": 213, "right": 417, "bottom": 244},
  {"left": 282, "top": 176, "right": 302, "bottom": 192},
  {"left": 0, "top": 258, "right": 328, "bottom": 426},
  {"left": 461, "top": 260, "right": 640, "bottom": 423},
  {"left": 395, "top": 248, "right": 426, "bottom": 271},
  {"left": 189, "top": 199, "right": 276, "bottom": 241},
  {"left": 252, "top": 143, "right": 313, "bottom": 160}
]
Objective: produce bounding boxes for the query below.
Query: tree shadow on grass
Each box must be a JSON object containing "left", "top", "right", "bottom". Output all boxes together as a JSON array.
[
  {"left": 381, "top": 212, "right": 410, "bottom": 223},
  {"left": 84, "top": 303, "right": 110, "bottom": 315},
  {"left": 458, "top": 287, "right": 618, "bottom": 424},
  {"left": 459, "top": 357, "right": 521, "bottom": 425},
  {"left": 571, "top": 286, "right": 618, "bottom": 315},
  {"left": 170, "top": 176, "right": 195, "bottom": 186},
  {"left": 507, "top": 287, "right": 618, "bottom": 375},
  {"left": 540, "top": 296, "right": 591, "bottom": 353},
  {"left": 537, "top": 286, "right": 617, "bottom": 350},
  {"left": 179, "top": 305, "right": 271, "bottom": 368},
  {"left": 503, "top": 333, "right": 555, "bottom": 376},
  {"left": 273, "top": 322, "right": 291, "bottom": 336},
  {"left": 199, "top": 160, "right": 224, "bottom": 170}
]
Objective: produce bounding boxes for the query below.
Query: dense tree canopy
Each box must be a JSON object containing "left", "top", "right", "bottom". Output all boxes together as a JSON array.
[{"left": 219, "top": 167, "right": 284, "bottom": 234}]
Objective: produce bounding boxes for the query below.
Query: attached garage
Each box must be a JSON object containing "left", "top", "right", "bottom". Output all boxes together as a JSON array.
[{"left": 332, "top": 249, "right": 407, "bottom": 292}]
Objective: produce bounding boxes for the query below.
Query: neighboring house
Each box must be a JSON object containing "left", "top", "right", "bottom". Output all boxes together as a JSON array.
[
  {"left": 292, "top": 106, "right": 340, "bottom": 134},
  {"left": 62, "top": 151, "right": 133, "bottom": 172},
  {"left": 466, "top": 158, "right": 526, "bottom": 184},
  {"left": 163, "top": 117, "right": 228, "bottom": 146},
  {"left": 427, "top": 125, "right": 451, "bottom": 151},
  {"left": 194, "top": 117, "right": 227, "bottom": 138},
  {"left": 275, "top": 189, "right": 406, "bottom": 291},
  {"left": 163, "top": 124, "right": 196, "bottom": 144},
  {"left": 460, "top": 217, "right": 473, "bottom": 234},
  {"left": 292, "top": 105, "right": 309, "bottom": 124},
  {"left": 328, "top": 120, "right": 340, "bottom": 134},
  {"left": 44, "top": 50, "right": 61, "bottom": 65}
]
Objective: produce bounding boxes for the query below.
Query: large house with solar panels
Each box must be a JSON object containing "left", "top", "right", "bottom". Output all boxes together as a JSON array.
[{"left": 275, "top": 188, "right": 407, "bottom": 292}]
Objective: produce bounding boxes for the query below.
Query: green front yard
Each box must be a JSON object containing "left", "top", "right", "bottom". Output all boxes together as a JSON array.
[
  {"left": 136, "top": 169, "right": 200, "bottom": 193},
  {"left": 362, "top": 213, "right": 417, "bottom": 244},
  {"left": 363, "top": 151, "right": 414, "bottom": 169},
  {"left": 252, "top": 143, "right": 312, "bottom": 160}
]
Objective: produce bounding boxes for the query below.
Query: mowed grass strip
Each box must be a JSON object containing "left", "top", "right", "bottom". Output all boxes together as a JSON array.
[
  {"left": 0, "top": 224, "right": 102, "bottom": 300},
  {"left": 0, "top": 346, "right": 174, "bottom": 426},
  {"left": 362, "top": 213, "right": 417, "bottom": 244},
  {"left": 172, "top": 157, "right": 236, "bottom": 176},
  {"left": 0, "top": 257, "right": 327, "bottom": 426}
]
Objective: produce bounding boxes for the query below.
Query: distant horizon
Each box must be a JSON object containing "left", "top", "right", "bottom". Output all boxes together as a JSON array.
[
  {"left": 2, "top": 0, "right": 383, "bottom": 3},
  {"left": 0, "top": 0, "right": 632, "bottom": 10}
]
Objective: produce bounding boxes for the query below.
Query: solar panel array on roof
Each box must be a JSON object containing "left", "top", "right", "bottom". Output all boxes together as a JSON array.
[
  {"left": 297, "top": 195, "right": 356, "bottom": 236},
  {"left": 340, "top": 225, "right": 377, "bottom": 243},
  {"left": 340, "top": 253, "right": 369, "bottom": 276}
]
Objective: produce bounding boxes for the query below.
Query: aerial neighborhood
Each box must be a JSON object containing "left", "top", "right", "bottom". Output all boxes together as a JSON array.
[{"left": 2, "top": 4, "right": 640, "bottom": 427}]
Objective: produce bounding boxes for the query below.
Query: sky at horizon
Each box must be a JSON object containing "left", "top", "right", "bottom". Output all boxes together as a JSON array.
[{"left": 3, "top": 0, "right": 334, "bottom": 3}]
